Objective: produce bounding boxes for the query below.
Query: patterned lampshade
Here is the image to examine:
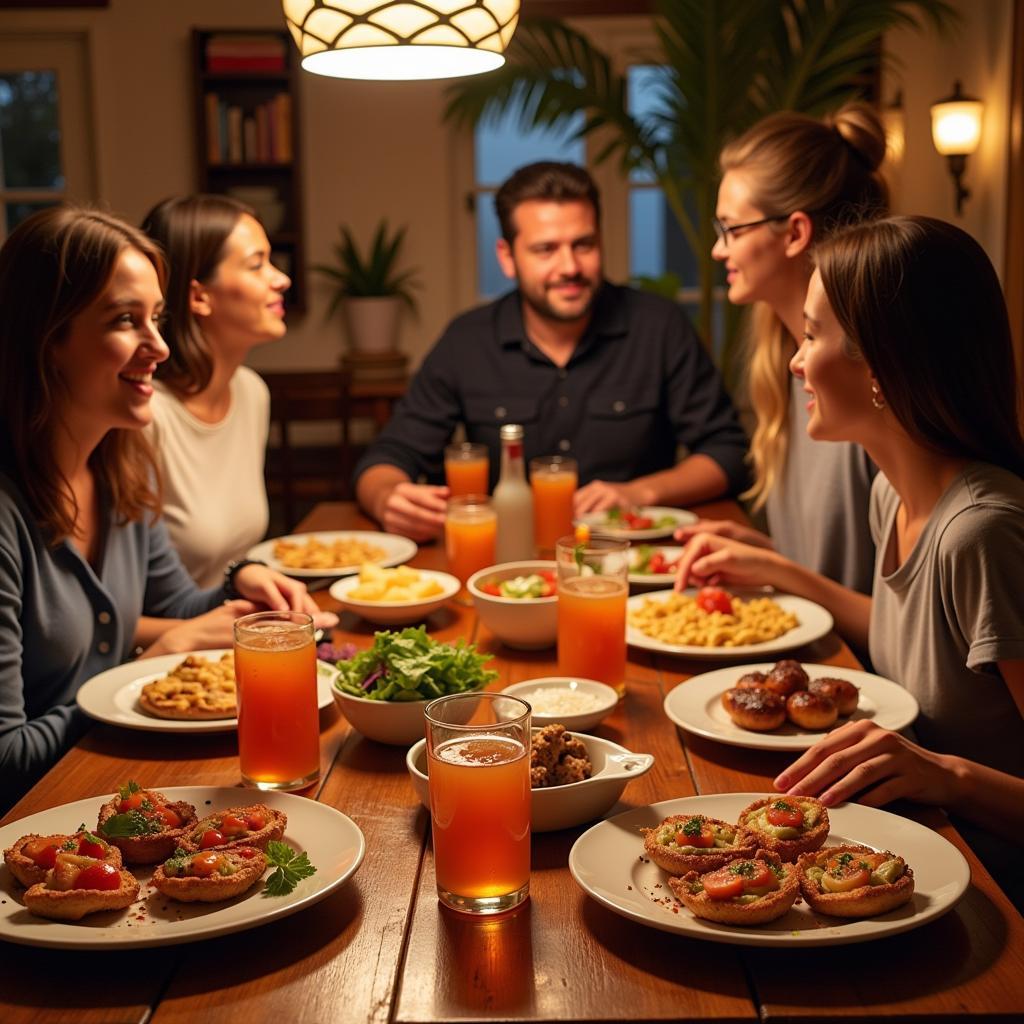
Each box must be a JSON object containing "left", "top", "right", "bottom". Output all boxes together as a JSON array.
[{"left": 282, "top": 1, "right": 520, "bottom": 80}]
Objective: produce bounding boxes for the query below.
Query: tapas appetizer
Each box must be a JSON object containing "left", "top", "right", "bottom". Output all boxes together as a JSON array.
[
  {"left": 797, "top": 845, "right": 914, "bottom": 918},
  {"left": 641, "top": 814, "right": 758, "bottom": 874},
  {"left": 737, "top": 796, "right": 829, "bottom": 861},
  {"left": 96, "top": 782, "right": 197, "bottom": 864}
]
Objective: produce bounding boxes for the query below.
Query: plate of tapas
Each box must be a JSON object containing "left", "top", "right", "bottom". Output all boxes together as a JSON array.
[
  {"left": 576, "top": 506, "right": 696, "bottom": 542},
  {"left": 663, "top": 661, "right": 920, "bottom": 751},
  {"left": 569, "top": 793, "right": 970, "bottom": 947},
  {"left": 247, "top": 530, "right": 417, "bottom": 579},
  {"left": 628, "top": 545, "right": 682, "bottom": 587},
  {"left": 0, "top": 785, "right": 365, "bottom": 949},
  {"left": 626, "top": 588, "right": 833, "bottom": 660},
  {"left": 76, "top": 650, "right": 337, "bottom": 734}
]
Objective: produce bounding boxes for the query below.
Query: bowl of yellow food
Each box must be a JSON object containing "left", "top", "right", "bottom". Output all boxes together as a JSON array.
[
  {"left": 467, "top": 560, "right": 558, "bottom": 650},
  {"left": 329, "top": 564, "right": 460, "bottom": 626}
]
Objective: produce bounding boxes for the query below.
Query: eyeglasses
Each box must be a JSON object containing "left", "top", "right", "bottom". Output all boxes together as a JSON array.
[{"left": 712, "top": 214, "right": 790, "bottom": 248}]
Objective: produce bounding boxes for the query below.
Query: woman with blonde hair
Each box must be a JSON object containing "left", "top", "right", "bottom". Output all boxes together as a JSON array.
[{"left": 677, "top": 103, "right": 888, "bottom": 594}]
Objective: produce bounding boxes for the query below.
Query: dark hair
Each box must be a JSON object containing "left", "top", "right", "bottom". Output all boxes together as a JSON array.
[
  {"left": 494, "top": 161, "right": 600, "bottom": 243},
  {"left": 141, "top": 193, "right": 255, "bottom": 395},
  {"left": 0, "top": 205, "right": 166, "bottom": 543},
  {"left": 815, "top": 215, "right": 1024, "bottom": 476}
]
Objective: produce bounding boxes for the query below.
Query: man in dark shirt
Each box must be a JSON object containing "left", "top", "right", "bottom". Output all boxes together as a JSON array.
[{"left": 354, "top": 162, "right": 748, "bottom": 540}]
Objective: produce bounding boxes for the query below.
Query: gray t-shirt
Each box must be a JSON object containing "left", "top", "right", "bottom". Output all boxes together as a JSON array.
[
  {"left": 868, "top": 463, "right": 1024, "bottom": 779},
  {"left": 766, "top": 375, "right": 877, "bottom": 593}
]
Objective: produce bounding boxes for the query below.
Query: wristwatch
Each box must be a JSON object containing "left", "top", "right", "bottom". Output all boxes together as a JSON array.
[{"left": 223, "top": 558, "right": 267, "bottom": 599}]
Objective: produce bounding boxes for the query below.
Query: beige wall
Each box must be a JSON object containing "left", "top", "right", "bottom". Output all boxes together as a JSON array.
[{"left": 0, "top": 0, "right": 1014, "bottom": 372}]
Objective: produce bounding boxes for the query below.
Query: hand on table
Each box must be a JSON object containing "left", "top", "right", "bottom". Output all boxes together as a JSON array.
[
  {"left": 380, "top": 482, "right": 448, "bottom": 541},
  {"left": 774, "top": 719, "right": 960, "bottom": 809},
  {"left": 574, "top": 479, "right": 643, "bottom": 515},
  {"left": 673, "top": 532, "right": 781, "bottom": 592},
  {"left": 234, "top": 564, "right": 326, "bottom": 619},
  {"left": 146, "top": 600, "right": 257, "bottom": 656},
  {"left": 674, "top": 518, "right": 774, "bottom": 550}
]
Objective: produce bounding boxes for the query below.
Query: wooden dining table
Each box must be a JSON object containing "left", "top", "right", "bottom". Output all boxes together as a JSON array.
[{"left": 2, "top": 500, "right": 1023, "bottom": 1024}]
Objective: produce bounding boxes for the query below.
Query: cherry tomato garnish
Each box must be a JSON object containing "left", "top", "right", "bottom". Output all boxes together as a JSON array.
[
  {"left": 220, "top": 814, "right": 249, "bottom": 836},
  {"left": 236, "top": 847, "right": 258, "bottom": 859},
  {"left": 481, "top": 583, "right": 502, "bottom": 597},
  {"left": 118, "top": 791, "right": 147, "bottom": 813},
  {"left": 738, "top": 860, "right": 777, "bottom": 890},
  {"left": 74, "top": 862, "right": 122, "bottom": 891},
  {"left": 627, "top": 513, "right": 653, "bottom": 529},
  {"left": 199, "top": 829, "right": 225, "bottom": 850},
  {"left": 23, "top": 837, "right": 62, "bottom": 869},
  {"left": 674, "top": 818, "right": 715, "bottom": 848},
  {"left": 696, "top": 586, "right": 734, "bottom": 616},
  {"left": 156, "top": 806, "right": 181, "bottom": 828},
  {"left": 766, "top": 801, "right": 804, "bottom": 828},
  {"left": 77, "top": 835, "right": 108, "bottom": 859},
  {"left": 245, "top": 814, "right": 266, "bottom": 831},
  {"left": 190, "top": 852, "right": 223, "bottom": 877},
  {"left": 702, "top": 868, "right": 745, "bottom": 901},
  {"left": 648, "top": 553, "right": 668, "bottom": 574}
]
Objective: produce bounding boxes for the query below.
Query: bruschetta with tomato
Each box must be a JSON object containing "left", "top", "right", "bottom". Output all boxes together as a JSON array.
[
  {"left": 797, "top": 845, "right": 914, "bottom": 918},
  {"left": 151, "top": 846, "right": 267, "bottom": 902},
  {"left": 23, "top": 851, "right": 140, "bottom": 921},
  {"left": 96, "top": 781, "right": 197, "bottom": 864},
  {"left": 736, "top": 796, "right": 829, "bottom": 862},
  {"left": 183, "top": 804, "right": 286, "bottom": 854},
  {"left": 642, "top": 814, "right": 758, "bottom": 875},
  {"left": 5, "top": 828, "right": 122, "bottom": 888},
  {"left": 668, "top": 850, "right": 800, "bottom": 926}
]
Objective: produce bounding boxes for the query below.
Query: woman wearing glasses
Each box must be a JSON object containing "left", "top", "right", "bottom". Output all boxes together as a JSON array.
[{"left": 677, "top": 104, "right": 888, "bottom": 594}]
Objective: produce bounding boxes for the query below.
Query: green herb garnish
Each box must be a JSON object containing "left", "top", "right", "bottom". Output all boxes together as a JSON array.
[
  {"left": 162, "top": 848, "right": 192, "bottom": 877},
  {"left": 263, "top": 840, "right": 316, "bottom": 896},
  {"left": 728, "top": 861, "right": 756, "bottom": 877},
  {"left": 682, "top": 816, "right": 703, "bottom": 838},
  {"left": 118, "top": 780, "right": 142, "bottom": 800},
  {"left": 61, "top": 838, "right": 77, "bottom": 851},
  {"left": 772, "top": 799, "right": 794, "bottom": 812},
  {"left": 99, "top": 810, "right": 164, "bottom": 838}
]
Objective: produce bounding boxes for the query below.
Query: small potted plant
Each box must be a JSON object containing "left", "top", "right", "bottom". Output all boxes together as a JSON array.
[{"left": 313, "top": 220, "right": 420, "bottom": 354}]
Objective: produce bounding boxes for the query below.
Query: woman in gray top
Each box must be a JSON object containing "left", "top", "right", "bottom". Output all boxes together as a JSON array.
[
  {"left": 0, "top": 207, "right": 320, "bottom": 810},
  {"left": 677, "top": 103, "right": 886, "bottom": 595},
  {"left": 676, "top": 217, "right": 1024, "bottom": 902}
]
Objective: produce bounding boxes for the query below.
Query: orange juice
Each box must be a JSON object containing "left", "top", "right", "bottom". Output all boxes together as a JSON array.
[
  {"left": 531, "top": 463, "right": 578, "bottom": 553},
  {"left": 234, "top": 614, "right": 319, "bottom": 791},
  {"left": 445, "top": 499, "right": 497, "bottom": 599},
  {"left": 429, "top": 735, "right": 530, "bottom": 904},
  {"left": 445, "top": 455, "right": 489, "bottom": 496},
  {"left": 557, "top": 575, "right": 628, "bottom": 695}
]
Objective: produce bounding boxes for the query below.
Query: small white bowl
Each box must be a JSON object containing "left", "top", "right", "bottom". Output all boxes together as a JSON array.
[
  {"left": 502, "top": 677, "right": 618, "bottom": 732},
  {"left": 329, "top": 569, "right": 460, "bottom": 627},
  {"left": 332, "top": 686, "right": 430, "bottom": 746},
  {"left": 468, "top": 560, "right": 558, "bottom": 650},
  {"left": 406, "top": 731, "right": 654, "bottom": 833}
]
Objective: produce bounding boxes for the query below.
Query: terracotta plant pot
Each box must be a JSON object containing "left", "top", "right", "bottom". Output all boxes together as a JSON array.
[{"left": 343, "top": 295, "right": 402, "bottom": 354}]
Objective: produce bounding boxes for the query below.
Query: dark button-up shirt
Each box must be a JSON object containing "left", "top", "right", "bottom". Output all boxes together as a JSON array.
[{"left": 354, "top": 282, "right": 748, "bottom": 493}]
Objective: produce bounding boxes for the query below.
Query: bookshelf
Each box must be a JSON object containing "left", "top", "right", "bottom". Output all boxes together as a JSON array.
[{"left": 192, "top": 28, "right": 306, "bottom": 311}]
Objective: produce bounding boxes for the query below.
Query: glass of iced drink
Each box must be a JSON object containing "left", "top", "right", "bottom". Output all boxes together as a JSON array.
[
  {"left": 445, "top": 442, "right": 489, "bottom": 496},
  {"left": 530, "top": 455, "right": 578, "bottom": 554},
  {"left": 445, "top": 494, "right": 497, "bottom": 602}
]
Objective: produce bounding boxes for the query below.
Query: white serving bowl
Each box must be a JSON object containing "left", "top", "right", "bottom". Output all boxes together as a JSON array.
[
  {"left": 467, "top": 561, "right": 558, "bottom": 650},
  {"left": 502, "top": 677, "right": 618, "bottom": 732},
  {"left": 406, "top": 731, "right": 654, "bottom": 832},
  {"left": 332, "top": 686, "right": 430, "bottom": 746},
  {"left": 329, "top": 569, "right": 460, "bottom": 627}
]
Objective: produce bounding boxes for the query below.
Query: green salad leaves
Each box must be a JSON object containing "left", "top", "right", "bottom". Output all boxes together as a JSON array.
[
  {"left": 264, "top": 840, "right": 317, "bottom": 896},
  {"left": 334, "top": 626, "right": 497, "bottom": 702}
]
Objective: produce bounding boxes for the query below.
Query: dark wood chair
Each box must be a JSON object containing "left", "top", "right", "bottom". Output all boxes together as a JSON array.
[{"left": 261, "top": 370, "right": 353, "bottom": 532}]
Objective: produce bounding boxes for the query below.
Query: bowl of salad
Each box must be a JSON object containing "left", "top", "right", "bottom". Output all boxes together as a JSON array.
[
  {"left": 577, "top": 505, "right": 697, "bottom": 541},
  {"left": 468, "top": 560, "right": 558, "bottom": 650},
  {"left": 332, "top": 627, "right": 497, "bottom": 745}
]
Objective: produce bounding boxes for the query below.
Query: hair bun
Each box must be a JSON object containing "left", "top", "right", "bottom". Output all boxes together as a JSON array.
[{"left": 828, "top": 103, "right": 887, "bottom": 172}]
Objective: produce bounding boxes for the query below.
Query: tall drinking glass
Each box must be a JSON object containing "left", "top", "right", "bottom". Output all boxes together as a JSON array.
[
  {"left": 555, "top": 536, "right": 630, "bottom": 696},
  {"left": 445, "top": 494, "right": 496, "bottom": 603},
  {"left": 529, "top": 455, "right": 578, "bottom": 555},
  {"left": 234, "top": 610, "right": 320, "bottom": 791},
  {"left": 425, "top": 692, "right": 531, "bottom": 915},
  {"left": 445, "top": 442, "right": 490, "bottom": 496}
]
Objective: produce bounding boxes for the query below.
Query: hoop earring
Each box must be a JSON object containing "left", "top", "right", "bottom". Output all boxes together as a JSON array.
[{"left": 871, "top": 382, "right": 886, "bottom": 410}]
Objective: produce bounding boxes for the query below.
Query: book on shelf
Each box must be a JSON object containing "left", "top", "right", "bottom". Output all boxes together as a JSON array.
[
  {"left": 204, "top": 92, "right": 293, "bottom": 165},
  {"left": 205, "top": 33, "right": 286, "bottom": 74}
]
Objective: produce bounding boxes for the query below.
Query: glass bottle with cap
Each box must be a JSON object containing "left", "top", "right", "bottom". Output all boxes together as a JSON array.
[{"left": 492, "top": 424, "right": 534, "bottom": 563}]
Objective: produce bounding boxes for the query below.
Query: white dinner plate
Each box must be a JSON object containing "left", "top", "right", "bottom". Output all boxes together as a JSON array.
[
  {"left": 0, "top": 786, "right": 366, "bottom": 949},
  {"left": 76, "top": 651, "right": 337, "bottom": 734},
  {"left": 577, "top": 506, "right": 697, "bottom": 542},
  {"left": 569, "top": 793, "right": 970, "bottom": 947},
  {"left": 247, "top": 530, "right": 417, "bottom": 579},
  {"left": 627, "top": 589, "right": 834, "bottom": 660},
  {"left": 628, "top": 545, "right": 683, "bottom": 587},
  {"left": 663, "top": 663, "right": 920, "bottom": 751}
]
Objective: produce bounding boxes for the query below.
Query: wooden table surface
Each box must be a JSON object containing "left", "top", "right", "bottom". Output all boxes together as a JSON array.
[{"left": 2, "top": 501, "right": 1022, "bottom": 1024}]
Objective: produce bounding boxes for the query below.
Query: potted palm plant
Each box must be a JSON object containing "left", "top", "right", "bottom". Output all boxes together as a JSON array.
[{"left": 314, "top": 220, "right": 420, "bottom": 354}]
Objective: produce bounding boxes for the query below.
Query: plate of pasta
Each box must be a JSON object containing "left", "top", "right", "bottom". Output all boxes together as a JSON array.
[
  {"left": 247, "top": 531, "right": 417, "bottom": 578},
  {"left": 626, "top": 588, "right": 833, "bottom": 660}
]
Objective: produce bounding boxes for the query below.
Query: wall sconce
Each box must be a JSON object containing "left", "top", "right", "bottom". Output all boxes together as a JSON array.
[
  {"left": 882, "top": 90, "right": 905, "bottom": 164},
  {"left": 282, "top": 0, "right": 519, "bottom": 81},
  {"left": 930, "top": 80, "right": 983, "bottom": 215}
]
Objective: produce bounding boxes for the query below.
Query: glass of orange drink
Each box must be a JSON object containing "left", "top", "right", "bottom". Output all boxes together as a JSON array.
[
  {"left": 445, "top": 442, "right": 490, "bottom": 496},
  {"left": 529, "top": 455, "right": 578, "bottom": 555},
  {"left": 233, "top": 610, "right": 320, "bottom": 791},
  {"left": 445, "top": 494, "right": 496, "bottom": 603},
  {"left": 425, "top": 691, "right": 531, "bottom": 914},
  {"left": 555, "top": 534, "right": 630, "bottom": 696}
]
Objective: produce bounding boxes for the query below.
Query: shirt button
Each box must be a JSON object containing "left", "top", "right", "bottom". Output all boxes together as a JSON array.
[
  {"left": 613, "top": 400, "right": 626, "bottom": 413},
  {"left": 495, "top": 406, "right": 507, "bottom": 418},
  {"left": 558, "top": 369, "right": 568, "bottom": 380},
  {"left": 97, "top": 641, "right": 111, "bottom": 654},
  {"left": 559, "top": 439, "right": 571, "bottom": 452},
  {"left": 98, "top": 611, "right": 111, "bottom": 625},
  {"left": 558, "top": 396, "right": 569, "bottom": 408}
]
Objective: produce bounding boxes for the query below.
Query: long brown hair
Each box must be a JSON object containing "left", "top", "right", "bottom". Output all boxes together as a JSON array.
[
  {"left": 0, "top": 205, "right": 167, "bottom": 543},
  {"left": 816, "top": 215, "right": 1024, "bottom": 476},
  {"left": 720, "top": 103, "right": 889, "bottom": 510},
  {"left": 140, "top": 194, "right": 255, "bottom": 395}
]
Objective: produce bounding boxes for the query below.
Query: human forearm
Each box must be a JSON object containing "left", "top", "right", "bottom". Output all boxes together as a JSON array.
[
  {"left": 944, "top": 755, "right": 1024, "bottom": 843},
  {"left": 356, "top": 464, "right": 412, "bottom": 525},
  {"left": 621, "top": 453, "right": 730, "bottom": 508}
]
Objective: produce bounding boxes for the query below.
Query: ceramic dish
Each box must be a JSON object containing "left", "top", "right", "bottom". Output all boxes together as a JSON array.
[
  {"left": 468, "top": 561, "right": 558, "bottom": 650},
  {"left": 76, "top": 651, "right": 337, "bottom": 734},
  {"left": 0, "top": 787, "right": 365, "bottom": 949},
  {"left": 332, "top": 686, "right": 435, "bottom": 746},
  {"left": 569, "top": 793, "right": 970, "bottom": 947},
  {"left": 247, "top": 530, "right": 417, "bottom": 579},
  {"left": 628, "top": 545, "right": 683, "bottom": 588},
  {"left": 663, "top": 663, "right": 920, "bottom": 751},
  {"left": 328, "top": 569, "right": 460, "bottom": 626},
  {"left": 627, "top": 589, "right": 834, "bottom": 660},
  {"left": 577, "top": 506, "right": 697, "bottom": 542},
  {"left": 406, "top": 731, "right": 654, "bottom": 832},
  {"left": 502, "top": 677, "right": 618, "bottom": 732}
]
